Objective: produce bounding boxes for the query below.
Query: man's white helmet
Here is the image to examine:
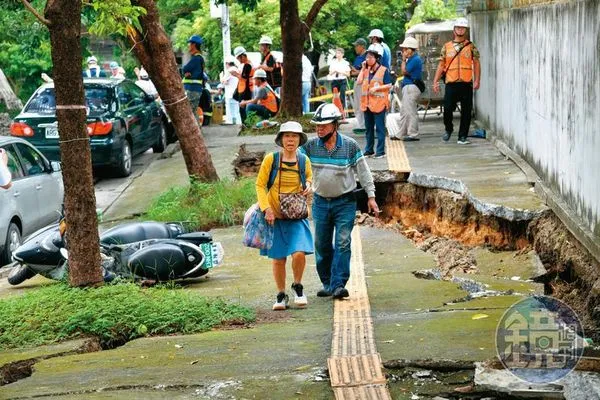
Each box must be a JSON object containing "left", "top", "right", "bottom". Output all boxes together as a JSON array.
[
  {"left": 259, "top": 35, "right": 273, "bottom": 45},
  {"left": 366, "top": 43, "right": 384, "bottom": 57},
  {"left": 368, "top": 29, "right": 384, "bottom": 39},
  {"left": 399, "top": 37, "right": 418, "bottom": 50},
  {"left": 87, "top": 56, "right": 98, "bottom": 64},
  {"left": 233, "top": 46, "right": 247, "bottom": 57},
  {"left": 139, "top": 68, "right": 149, "bottom": 79},
  {"left": 311, "top": 103, "right": 342, "bottom": 125},
  {"left": 253, "top": 69, "right": 267, "bottom": 79},
  {"left": 454, "top": 17, "right": 469, "bottom": 28}
]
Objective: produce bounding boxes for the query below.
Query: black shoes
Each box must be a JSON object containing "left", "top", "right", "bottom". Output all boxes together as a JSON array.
[
  {"left": 317, "top": 288, "right": 332, "bottom": 297},
  {"left": 332, "top": 287, "right": 349, "bottom": 299}
]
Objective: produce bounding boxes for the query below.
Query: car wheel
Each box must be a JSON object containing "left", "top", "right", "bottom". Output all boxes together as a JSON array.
[
  {"left": 115, "top": 140, "right": 132, "bottom": 177},
  {"left": 152, "top": 123, "right": 167, "bottom": 153},
  {"left": 2, "top": 223, "right": 21, "bottom": 266},
  {"left": 7, "top": 264, "right": 36, "bottom": 285}
]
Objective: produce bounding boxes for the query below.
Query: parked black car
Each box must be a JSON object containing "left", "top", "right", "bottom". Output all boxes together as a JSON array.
[{"left": 10, "top": 78, "right": 171, "bottom": 177}]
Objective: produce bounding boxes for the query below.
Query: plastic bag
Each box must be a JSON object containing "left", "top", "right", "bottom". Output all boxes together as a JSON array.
[{"left": 242, "top": 203, "right": 273, "bottom": 250}]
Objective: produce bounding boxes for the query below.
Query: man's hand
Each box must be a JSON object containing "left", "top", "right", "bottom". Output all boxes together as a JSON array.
[
  {"left": 302, "top": 182, "right": 312, "bottom": 196},
  {"left": 184, "top": 72, "right": 191, "bottom": 78},
  {"left": 473, "top": 80, "right": 480, "bottom": 90},
  {"left": 0, "top": 149, "right": 7, "bottom": 166},
  {"left": 432, "top": 81, "right": 441, "bottom": 94},
  {"left": 367, "top": 197, "right": 380, "bottom": 217},
  {"left": 265, "top": 208, "right": 275, "bottom": 225}
]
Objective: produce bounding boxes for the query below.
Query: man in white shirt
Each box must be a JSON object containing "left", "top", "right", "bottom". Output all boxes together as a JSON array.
[
  {"left": 301, "top": 54, "right": 313, "bottom": 114},
  {"left": 0, "top": 149, "right": 13, "bottom": 189}
]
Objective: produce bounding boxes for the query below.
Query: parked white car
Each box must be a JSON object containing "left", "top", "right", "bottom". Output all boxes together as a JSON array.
[{"left": 0, "top": 136, "right": 64, "bottom": 265}]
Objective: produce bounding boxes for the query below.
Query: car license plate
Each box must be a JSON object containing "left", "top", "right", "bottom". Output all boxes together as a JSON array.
[{"left": 45, "top": 127, "right": 59, "bottom": 139}]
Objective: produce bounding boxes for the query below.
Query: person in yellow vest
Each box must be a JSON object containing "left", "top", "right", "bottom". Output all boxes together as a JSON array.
[
  {"left": 432, "top": 17, "right": 481, "bottom": 145},
  {"left": 239, "top": 69, "right": 278, "bottom": 123},
  {"left": 357, "top": 43, "right": 392, "bottom": 158}
]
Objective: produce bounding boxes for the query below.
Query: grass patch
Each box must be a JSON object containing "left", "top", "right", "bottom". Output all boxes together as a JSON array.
[
  {"left": 0, "top": 283, "right": 255, "bottom": 350},
  {"left": 144, "top": 178, "right": 256, "bottom": 230},
  {"left": 238, "top": 114, "right": 315, "bottom": 137}
]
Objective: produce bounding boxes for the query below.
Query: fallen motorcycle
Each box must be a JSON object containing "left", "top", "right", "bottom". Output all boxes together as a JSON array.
[{"left": 8, "top": 219, "right": 224, "bottom": 285}]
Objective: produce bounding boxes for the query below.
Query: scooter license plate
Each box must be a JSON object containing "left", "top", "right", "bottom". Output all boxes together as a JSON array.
[{"left": 200, "top": 242, "right": 224, "bottom": 269}]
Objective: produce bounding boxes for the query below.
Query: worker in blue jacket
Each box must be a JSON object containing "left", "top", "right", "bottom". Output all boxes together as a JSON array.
[{"left": 183, "top": 35, "right": 205, "bottom": 124}]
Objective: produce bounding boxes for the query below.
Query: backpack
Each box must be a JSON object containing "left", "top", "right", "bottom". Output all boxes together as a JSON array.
[{"left": 267, "top": 151, "right": 307, "bottom": 190}]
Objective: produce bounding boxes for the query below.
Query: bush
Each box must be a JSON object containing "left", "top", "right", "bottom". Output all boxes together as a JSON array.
[
  {"left": 144, "top": 178, "right": 257, "bottom": 229},
  {"left": 0, "top": 283, "right": 254, "bottom": 350}
]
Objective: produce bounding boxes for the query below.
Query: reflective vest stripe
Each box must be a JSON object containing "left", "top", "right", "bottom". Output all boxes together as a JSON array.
[
  {"left": 182, "top": 79, "right": 204, "bottom": 84},
  {"left": 444, "top": 42, "right": 473, "bottom": 83},
  {"left": 360, "top": 65, "right": 389, "bottom": 113}
]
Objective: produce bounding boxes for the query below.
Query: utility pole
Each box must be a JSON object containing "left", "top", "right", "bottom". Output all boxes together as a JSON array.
[{"left": 210, "top": 1, "right": 231, "bottom": 68}]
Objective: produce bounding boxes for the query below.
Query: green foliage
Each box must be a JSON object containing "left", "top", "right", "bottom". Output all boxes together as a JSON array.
[
  {"left": 406, "top": 0, "right": 457, "bottom": 29},
  {"left": 0, "top": 283, "right": 255, "bottom": 350},
  {"left": 0, "top": 0, "right": 52, "bottom": 102},
  {"left": 85, "top": 0, "right": 147, "bottom": 36},
  {"left": 145, "top": 178, "right": 257, "bottom": 229}
]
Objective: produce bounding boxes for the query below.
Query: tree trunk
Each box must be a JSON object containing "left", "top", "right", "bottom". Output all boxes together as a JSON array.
[
  {"left": 279, "top": 0, "right": 304, "bottom": 118},
  {"left": 130, "top": 0, "right": 218, "bottom": 182},
  {"left": 44, "top": 0, "right": 103, "bottom": 287}
]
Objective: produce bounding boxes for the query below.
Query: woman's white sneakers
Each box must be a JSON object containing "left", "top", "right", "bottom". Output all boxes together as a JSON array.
[
  {"left": 273, "top": 292, "right": 289, "bottom": 310},
  {"left": 291, "top": 283, "right": 308, "bottom": 307}
]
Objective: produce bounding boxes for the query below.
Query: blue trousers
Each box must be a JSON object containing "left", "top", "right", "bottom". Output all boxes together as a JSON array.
[
  {"left": 312, "top": 193, "right": 356, "bottom": 292},
  {"left": 246, "top": 103, "right": 274, "bottom": 121},
  {"left": 364, "top": 108, "right": 386, "bottom": 155}
]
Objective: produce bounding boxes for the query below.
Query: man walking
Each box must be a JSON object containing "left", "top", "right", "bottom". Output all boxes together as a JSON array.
[
  {"left": 350, "top": 38, "right": 368, "bottom": 134},
  {"left": 182, "top": 35, "right": 206, "bottom": 124},
  {"left": 432, "top": 18, "right": 481, "bottom": 145},
  {"left": 301, "top": 103, "right": 380, "bottom": 300}
]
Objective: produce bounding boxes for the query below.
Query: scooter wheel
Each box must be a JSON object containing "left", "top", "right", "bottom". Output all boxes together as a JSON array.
[{"left": 7, "top": 264, "right": 36, "bottom": 285}]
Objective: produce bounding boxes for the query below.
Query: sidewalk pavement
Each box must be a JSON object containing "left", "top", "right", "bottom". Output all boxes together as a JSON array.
[{"left": 1, "top": 114, "right": 550, "bottom": 399}]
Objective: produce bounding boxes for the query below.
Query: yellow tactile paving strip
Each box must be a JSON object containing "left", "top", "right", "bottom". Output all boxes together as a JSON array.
[
  {"left": 386, "top": 137, "right": 411, "bottom": 173},
  {"left": 328, "top": 226, "right": 392, "bottom": 399}
]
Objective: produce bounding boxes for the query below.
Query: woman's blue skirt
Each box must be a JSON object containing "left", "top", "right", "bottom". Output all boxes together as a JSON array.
[{"left": 260, "top": 219, "right": 314, "bottom": 259}]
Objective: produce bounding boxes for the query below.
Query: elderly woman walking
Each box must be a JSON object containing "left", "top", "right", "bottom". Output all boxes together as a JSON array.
[{"left": 256, "top": 121, "right": 314, "bottom": 310}]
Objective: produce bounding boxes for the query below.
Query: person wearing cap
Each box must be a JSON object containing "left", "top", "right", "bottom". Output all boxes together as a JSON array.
[
  {"left": 256, "top": 121, "right": 314, "bottom": 310},
  {"left": 239, "top": 69, "right": 278, "bottom": 123},
  {"left": 0, "top": 148, "right": 12, "bottom": 190},
  {"left": 301, "top": 103, "right": 380, "bottom": 300},
  {"left": 392, "top": 36, "right": 423, "bottom": 142},
  {"left": 83, "top": 56, "right": 106, "bottom": 78},
  {"left": 367, "top": 29, "right": 391, "bottom": 70},
  {"left": 357, "top": 43, "right": 393, "bottom": 158},
  {"left": 221, "top": 55, "right": 240, "bottom": 124},
  {"left": 257, "top": 35, "right": 282, "bottom": 92},
  {"left": 134, "top": 67, "right": 158, "bottom": 97},
  {"left": 351, "top": 38, "right": 368, "bottom": 134},
  {"left": 182, "top": 35, "right": 206, "bottom": 124},
  {"left": 109, "top": 61, "right": 125, "bottom": 79},
  {"left": 231, "top": 46, "right": 254, "bottom": 123},
  {"left": 433, "top": 17, "right": 481, "bottom": 145},
  {"left": 301, "top": 54, "right": 313, "bottom": 114}
]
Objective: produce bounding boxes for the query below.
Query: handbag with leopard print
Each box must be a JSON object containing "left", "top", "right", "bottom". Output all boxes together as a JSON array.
[{"left": 276, "top": 153, "right": 308, "bottom": 220}]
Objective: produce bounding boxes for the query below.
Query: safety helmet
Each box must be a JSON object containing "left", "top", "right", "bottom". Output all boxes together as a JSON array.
[
  {"left": 253, "top": 69, "right": 267, "bottom": 79},
  {"left": 109, "top": 61, "right": 119, "bottom": 69},
  {"left": 275, "top": 121, "right": 307, "bottom": 147},
  {"left": 87, "top": 56, "right": 98, "bottom": 64},
  {"left": 139, "top": 68, "right": 149, "bottom": 79},
  {"left": 311, "top": 103, "right": 342, "bottom": 125},
  {"left": 368, "top": 29, "right": 384, "bottom": 39},
  {"left": 399, "top": 37, "right": 418, "bottom": 50},
  {"left": 259, "top": 35, "right": 273, "bottom": 45},
  {"left": 187, "top": 35, "right": 204, "bottom": 45},
  {"left": 366, "top": 43, "right": 384, "bottom": 57},
  {"left": 233, "top": 46, "right": 247, "bottom": 57},
  {"left": 454, "top": 17, "right": 469, "bottom": 28}
]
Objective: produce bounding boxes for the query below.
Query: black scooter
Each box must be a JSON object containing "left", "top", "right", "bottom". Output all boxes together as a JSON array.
[{"left": 8, "top": 220, "right": 223, "bottom": 285}]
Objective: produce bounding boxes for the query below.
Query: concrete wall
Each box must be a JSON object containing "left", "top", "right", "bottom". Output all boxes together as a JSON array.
[{"left": 470, "top": 0, "right": 600, "bottom": 242}]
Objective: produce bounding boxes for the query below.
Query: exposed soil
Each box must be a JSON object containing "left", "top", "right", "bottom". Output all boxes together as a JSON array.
[{"left": 232, "top": 144, "right": 265, "bottom": 178}]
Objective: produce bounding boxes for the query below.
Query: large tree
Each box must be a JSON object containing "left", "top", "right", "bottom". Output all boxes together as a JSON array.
[{"left": 22, "top": 0, "right": 104, "bottom": 287}]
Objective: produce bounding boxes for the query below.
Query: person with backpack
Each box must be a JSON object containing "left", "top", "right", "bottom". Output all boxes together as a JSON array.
[
  {"left": 255, "top": 121, "right": 314, "bottom": 310},
  {"left": 239, "top": 69, "right": 279, "bottom": 123},
  {"left": 432, "top": 17, "right": 481, "bottom": 145}
]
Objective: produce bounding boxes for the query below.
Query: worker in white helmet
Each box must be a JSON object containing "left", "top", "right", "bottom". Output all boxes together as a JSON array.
[{"left": 367, "top": 29, "right": 391, "bottom": 70}]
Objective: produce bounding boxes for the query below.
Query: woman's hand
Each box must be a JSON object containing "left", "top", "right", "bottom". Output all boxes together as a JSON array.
[
  {"left": 265, "top": 207, "right": 275, "bottom": 225},
  {"left": 302, "top": 182, "right": 312, "bottom": 196}
]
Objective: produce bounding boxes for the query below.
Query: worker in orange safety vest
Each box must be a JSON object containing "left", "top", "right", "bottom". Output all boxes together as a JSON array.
[
  {"left": 433, "top": 17, "right": 481, "bottom": 145},
  {"left": 239, "top": 69, "right": 279, "bottom": 124}
]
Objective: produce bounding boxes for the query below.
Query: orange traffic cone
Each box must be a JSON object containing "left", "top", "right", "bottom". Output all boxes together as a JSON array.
[{"left": 332, "top": 87, "right": 345, "bottom": 121}]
